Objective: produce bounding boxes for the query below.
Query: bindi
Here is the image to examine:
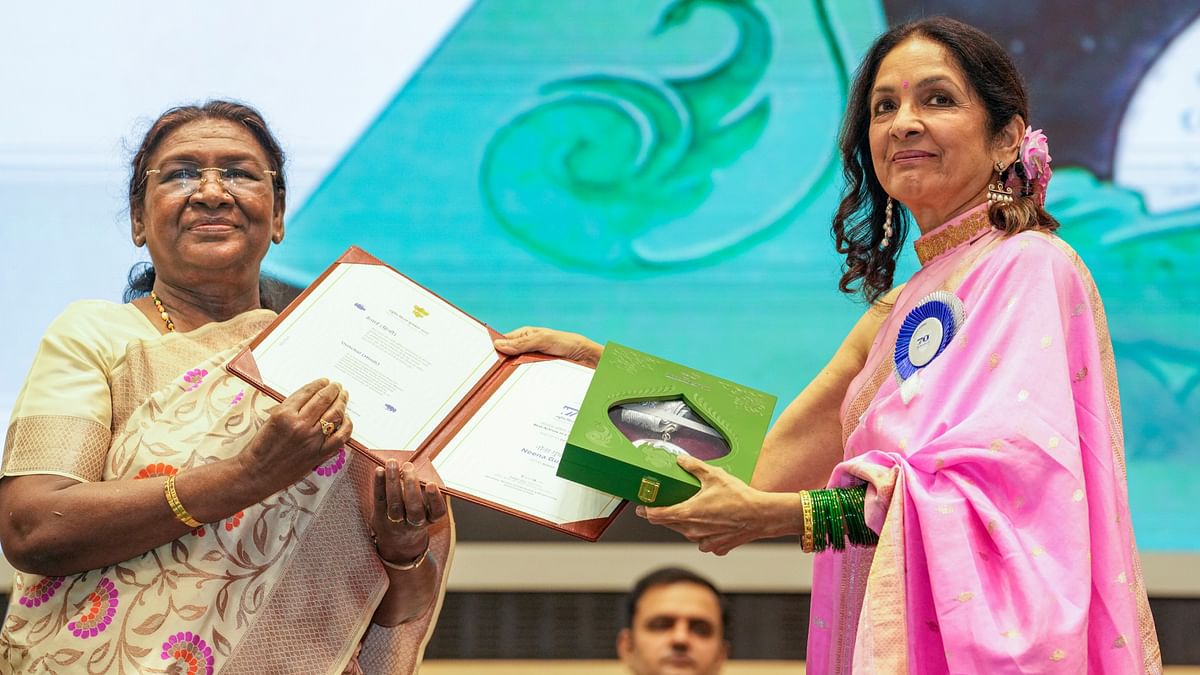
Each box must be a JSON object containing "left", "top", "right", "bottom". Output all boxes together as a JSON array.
[{"left": 902, "top": 80, "right": 910, "bottom": 89}]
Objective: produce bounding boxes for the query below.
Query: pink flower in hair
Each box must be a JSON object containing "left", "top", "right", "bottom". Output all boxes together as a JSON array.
[{"left": 1018, "top": 127, "right": 1052, "bottom": 206}]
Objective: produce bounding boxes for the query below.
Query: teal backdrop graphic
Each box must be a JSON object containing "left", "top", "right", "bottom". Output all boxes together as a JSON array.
[
  {"left": 3, "top": 1, "right": 1193, "bottom": 553},
  {"left": 479, "top": 0, "right": 781, "bottom": 274},
  {"left": 261, "top": 0, "right": 1200, "bottom": 550},
  {"left": 265, "top": 0, "right": 887, "bottom": 481}
]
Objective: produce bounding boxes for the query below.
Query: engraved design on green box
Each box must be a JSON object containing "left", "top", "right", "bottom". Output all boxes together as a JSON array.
[
  {"left": 641, "top": 446, "right": 676, "bottom": 469},
  {"left": 586, "top": 421, "right": 616, "bottom": 447},
  {"left": 480, "top": 0, "right": 775, "bottom": 274},
  {"left": 617, "top": 385, "right": 678, "bottom": 398},
  {"left": 612, "top": 348, "right": 659, "bottom": 374},
  {"left": 667, "top": 368, "right": 709, "bottom": 390},
  {"left": 717, "top": 380, "right": 773, "bottom": 414},
  {"left": 683, "top": 393, "right": 730, "bottom": 446}
]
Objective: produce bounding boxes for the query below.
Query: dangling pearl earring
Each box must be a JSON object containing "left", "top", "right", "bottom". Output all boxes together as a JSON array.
[
  {"left": 987, "top": 161, "right": 1014, "bottom": 205},
  {"left": 880, "top": 197, "right": 894, "bottom": 250}
]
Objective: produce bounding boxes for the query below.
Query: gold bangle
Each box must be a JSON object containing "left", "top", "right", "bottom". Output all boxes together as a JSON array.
[
  {"left": 379, "top": 546, "right": 429, "bottom": 572},
  {"left": 164, "top": 474, "right": 202, "bottom": 528},
  {"left": 799, "top": 491, "right": 815, "bottom": 554}
]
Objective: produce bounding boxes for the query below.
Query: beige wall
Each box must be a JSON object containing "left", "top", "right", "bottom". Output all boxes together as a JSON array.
[
  {"left": 4, "top": 541, "right": 1199, "bottom": 595},
  {"left": 445, "top": 542, "right": 1200, "bottom": 597}
]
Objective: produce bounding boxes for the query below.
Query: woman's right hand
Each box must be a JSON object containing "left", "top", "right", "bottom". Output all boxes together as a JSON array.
[
  {"left": 639, "top": 454, "right": 803, "bottom": 556},
  {"left": 0, "top": 379, "right": 354, "bottom": 577},
  {"left": 237, "top": 379, "right": 353, "bottom": 495},
  {"left": 493, "top": 326, "right": 604, "bottom": 367}
]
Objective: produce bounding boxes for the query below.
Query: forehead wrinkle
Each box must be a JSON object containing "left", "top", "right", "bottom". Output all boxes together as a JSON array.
[
  {"left": 156, "top": 150, "right": 263, "bottom": 164},
  {"left": 152, "top": 121, "right": 269, "bottom": 164},
  {"left": 151, "top": 141, "right": 268, "bottom": 170}
]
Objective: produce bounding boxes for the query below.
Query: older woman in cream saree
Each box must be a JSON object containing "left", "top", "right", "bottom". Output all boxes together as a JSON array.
[{"left": 2, "top": 300, "right": 453, "bottom": 674}]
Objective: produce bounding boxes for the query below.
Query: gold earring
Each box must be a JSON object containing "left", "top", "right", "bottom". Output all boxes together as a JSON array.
[{"left": 987, "top": 161, "right": 1013, "bottom": 205}]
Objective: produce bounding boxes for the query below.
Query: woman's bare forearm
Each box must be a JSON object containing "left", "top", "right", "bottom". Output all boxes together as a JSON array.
[
  {"left": 752, "top": 290, "right": 899, "bottom": 492},
  {"left": 0, "top": 457, "right": 270, "bottom": 576},
  {"left": 0, "top": 380, "right": 356, "bottom": 577},
  {"left": 752, "top": 368, "right": 855, "bottom": 492}
]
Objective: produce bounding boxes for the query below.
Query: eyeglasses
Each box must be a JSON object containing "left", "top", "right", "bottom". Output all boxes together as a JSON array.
[{"left": 145, "top": 164, "right": 277, "bottom": 198}]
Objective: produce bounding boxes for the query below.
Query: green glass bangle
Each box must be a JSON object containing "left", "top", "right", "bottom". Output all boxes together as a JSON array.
[
  {"left": 837, "top": 488, "right": 868, "bottom": 547},
  {"left": 815, "top": 489, "right": 839, "bottom": 552},
  {"left": 811, "top": 489, "right": 829, "bottom": 552},
  {"left": 841, "top": 485, "right": 879, "bottom": 547},
  {"left": 828, "top": 489, "right": 847, "bottom": 551},
  {"left": 820, "top": 490, "right": 836, "bottom": 552},
  {"left": 805, "top": 486, "right": 879, "bottom": 552}
]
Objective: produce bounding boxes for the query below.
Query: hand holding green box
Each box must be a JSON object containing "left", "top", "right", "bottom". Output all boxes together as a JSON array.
[{"left": 558, "top": 342, "right": 777, "bottom": 505}]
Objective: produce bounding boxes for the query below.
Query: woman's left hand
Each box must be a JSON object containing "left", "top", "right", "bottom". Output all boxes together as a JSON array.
[
  {"left": 370, "top": 460, "right": 447, "bottom": 566},
  {"left": 638, "top": 454, "right": 801, "bottom": 556},
  {"left": 493, "top": 326, "right": 603, "bottom": 367}
]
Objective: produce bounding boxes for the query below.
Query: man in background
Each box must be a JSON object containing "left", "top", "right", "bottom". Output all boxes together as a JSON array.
[{"left": 618, "top": 567, "right": 730, "bottom": 675}]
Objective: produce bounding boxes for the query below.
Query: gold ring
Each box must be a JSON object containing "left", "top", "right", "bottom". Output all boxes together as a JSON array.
[
  {"left": 320, "top": 419, "right": 337, "bottom": 436},
  {"left": 386, "top": 512, "right": 405, "bottom": 524}
]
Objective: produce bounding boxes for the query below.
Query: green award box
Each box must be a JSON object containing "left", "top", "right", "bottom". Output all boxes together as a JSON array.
[{"left": 558, "top": 342, "right": 776, "bottom": 506}]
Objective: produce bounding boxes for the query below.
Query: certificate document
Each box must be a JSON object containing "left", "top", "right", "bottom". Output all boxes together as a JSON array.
[
  {"left": 434, "top": 359, "right": 622, "bottom": 525},
  {"left": 251, "top": 263, "right": 501, "bottom": 451},
  {"left": 228, "top": 247, "right": 626, "bottom": 540}
]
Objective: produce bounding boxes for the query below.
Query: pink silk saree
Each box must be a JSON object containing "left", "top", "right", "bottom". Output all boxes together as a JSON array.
[
  {"left": 2, "top": 306, "right": 452, "bottom": 674},
  {"left": 806, "top": 206, "right": 1161, "bottom": 673}
]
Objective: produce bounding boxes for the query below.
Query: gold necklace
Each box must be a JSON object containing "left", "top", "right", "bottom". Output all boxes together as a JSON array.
[
  {"left": 150, "top": 290, "right": 176, "bottom": 332},
  {"left": 912, "top": 210, "right": 992, "bottom": 266}
]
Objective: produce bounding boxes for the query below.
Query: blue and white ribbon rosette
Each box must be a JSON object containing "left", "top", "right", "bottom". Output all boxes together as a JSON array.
[{"left": 893, "top": 291, "right": 965, "bottom": 404}]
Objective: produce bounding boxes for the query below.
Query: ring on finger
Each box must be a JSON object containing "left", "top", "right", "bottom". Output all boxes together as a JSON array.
[
  {"left": 320, "top": 418, "right": 338, "bottom": 436},
  {"left": 386, "top": 512, "right": 405, "bottom": 524}
]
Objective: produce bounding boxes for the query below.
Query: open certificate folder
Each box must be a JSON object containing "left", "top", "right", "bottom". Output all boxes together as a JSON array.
[{"left": 227, "top": 247, "right": 624, "bottom": 540}]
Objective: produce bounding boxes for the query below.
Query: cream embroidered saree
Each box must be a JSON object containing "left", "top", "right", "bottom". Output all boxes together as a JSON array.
[{"left": 2, "top": 301, "right": 452, "bottom": 674}]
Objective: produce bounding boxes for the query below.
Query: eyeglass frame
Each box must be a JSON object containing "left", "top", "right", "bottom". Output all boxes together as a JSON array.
[{"left": 143, "top": 164, "right": 279, "bottom": 198}]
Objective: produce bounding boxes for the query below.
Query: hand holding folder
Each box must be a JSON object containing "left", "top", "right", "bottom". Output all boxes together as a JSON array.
[{"left": 228, "top": 246, "right": 625, "bottom": 540}]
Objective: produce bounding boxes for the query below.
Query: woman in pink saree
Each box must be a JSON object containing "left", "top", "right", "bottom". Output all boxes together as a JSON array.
[
  {"left": 498, "top": 17, "right": 1161, "bottom": 673},
  {"left": 0, "top": 101, "right": 452, "bottom": 674}
]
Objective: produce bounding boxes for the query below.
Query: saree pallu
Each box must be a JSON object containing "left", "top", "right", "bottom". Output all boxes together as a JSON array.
[
  {"left": 2, "top": 306, "right": 452, "bottom": 674},
  {"left": 807, "top": 214, "right": 1161, "bottom": 673}
]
